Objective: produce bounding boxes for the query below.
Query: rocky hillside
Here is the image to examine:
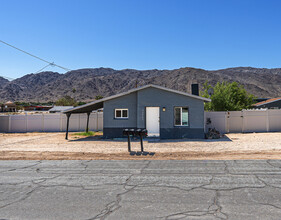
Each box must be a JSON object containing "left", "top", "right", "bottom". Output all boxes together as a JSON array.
[
  {"left": 0, "top": 67, "right": 281, "bottom": 102},
  {"left": 0, "top": 77, "right": 9, "bottom": 89}
]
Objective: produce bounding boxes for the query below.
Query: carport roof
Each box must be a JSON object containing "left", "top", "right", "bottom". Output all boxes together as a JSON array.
[{"left": 63, "top": 84, "right": 211, "bottom": 114}]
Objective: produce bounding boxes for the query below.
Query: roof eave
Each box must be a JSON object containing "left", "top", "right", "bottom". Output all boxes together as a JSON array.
[
  {"left": 63, "top": 84, "right": 211, "bottom": 114},
  {"left": 253, "top": 98, "right": 281, "bottom": 107}
]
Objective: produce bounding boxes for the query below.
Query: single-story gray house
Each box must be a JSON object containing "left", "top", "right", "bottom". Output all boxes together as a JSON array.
[{"left": 63, "top": 84, "right": 211, "bottom": 139}]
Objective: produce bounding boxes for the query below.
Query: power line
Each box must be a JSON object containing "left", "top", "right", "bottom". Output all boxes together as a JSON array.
[
  {"left": 0, "top": 40, "right": 71, "bottom": 72},
  {"left": 35, "top": 63, "right": 54, "bottom": 74}
]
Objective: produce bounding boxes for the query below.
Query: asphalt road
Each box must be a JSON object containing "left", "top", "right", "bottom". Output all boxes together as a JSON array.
[{"left": 1, "top": 160, "right": 281, "bottom": 220}]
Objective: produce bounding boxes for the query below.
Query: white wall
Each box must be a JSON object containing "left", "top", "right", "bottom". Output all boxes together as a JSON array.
[
  {"left": 205, "top": 111, "right": 227, "bottom": 133},
  {"left": 268, "top": 110, "right": 281, "bottom": 132},
  {"left": 205, "top": 109, "right": 281, "bottom": 134},
  {"left": 0, "top": 112, "right": 103, "bottom": 133},
  {"left": 1, "top": 110, "right": 281, "bottom": 134}
]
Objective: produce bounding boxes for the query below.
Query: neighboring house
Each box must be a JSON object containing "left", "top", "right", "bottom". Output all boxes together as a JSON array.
[
  {"left": 64, "top": 84, "right": 211, "bottom": 139},
  {"left": 49, "top": 106, "right": 73, "bottom": 113},
  {"left": 253, "top": 98, "right": 281, "bottom": 109},
  {"left": 23, "top": 105, "right": 52, "bottom": 111},
  {"left": 0, "top": 101, "right": 17, "bottom": 112}
]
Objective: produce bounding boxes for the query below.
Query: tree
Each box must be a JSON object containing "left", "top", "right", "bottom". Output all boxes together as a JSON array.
[
  {"left": 16, "top": 105, "right": 24, "bottom": 111},
  {"left": 95, "top": 95, "right": 103, "bottom": 100},
  {"left": 77, "top": 101, "right": 87, "bottom": 106},
  {"left": 201, "top": 81, "right": 255, "bottom": 111},
  {"left": 55, "top": 96, "right": 77, "bottom": 106}
]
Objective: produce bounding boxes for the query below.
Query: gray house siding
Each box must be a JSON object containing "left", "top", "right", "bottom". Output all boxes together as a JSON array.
[
  {"left": 103, "top": 92, "right": 137, "bottom": 138},
  {"left": 103, "top": 87, "right": 205, "bottom": 139},
  {"left": 136, "top": 87, "right": 204, "bottom": 139}
]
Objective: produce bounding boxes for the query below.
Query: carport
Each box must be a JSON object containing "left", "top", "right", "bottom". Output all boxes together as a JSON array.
[
  {"left": 62, "top": 88, "right": 137, "bottom": 139},
  {"left": 63, "top": 101, "right": 103, "bottom": 139}
]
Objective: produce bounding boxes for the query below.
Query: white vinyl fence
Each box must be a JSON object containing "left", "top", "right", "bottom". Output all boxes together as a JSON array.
[
  {"left": 205, "top": 109, "right": 281, "bottom": 134},
  {"left": 1, "top": 110, "right": 281, "bottom": 134},
  {"left": 0, "top": 112, "right": 103, "bottom": 133}
]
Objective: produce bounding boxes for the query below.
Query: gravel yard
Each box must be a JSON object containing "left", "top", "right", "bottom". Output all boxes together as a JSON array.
[{"left": 0, "top": 132, "right": 281, "bottom": 160}]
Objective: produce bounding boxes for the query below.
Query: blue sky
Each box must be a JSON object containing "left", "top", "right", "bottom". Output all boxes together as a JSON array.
[{"left": 1, "top": 0, "right": 281, "bottom": 79}]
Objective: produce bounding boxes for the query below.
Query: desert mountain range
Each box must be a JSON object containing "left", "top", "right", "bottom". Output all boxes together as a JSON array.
[{"left": 0, "top": 67, "right": 280, "bottom": 102}]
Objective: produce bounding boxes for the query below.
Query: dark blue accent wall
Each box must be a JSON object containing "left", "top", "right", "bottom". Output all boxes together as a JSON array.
[{"left": 160, "top": 128, "right": 205, "bottom": 139}]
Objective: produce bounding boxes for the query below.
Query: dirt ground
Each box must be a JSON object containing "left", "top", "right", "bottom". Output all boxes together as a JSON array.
[{"left": 0, "top": 132, "right": 281, "bottom": 160}]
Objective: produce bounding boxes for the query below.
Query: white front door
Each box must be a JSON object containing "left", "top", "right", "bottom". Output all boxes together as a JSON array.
[{"left": 146, "top": 107, "right": 160, "bottom": 137}]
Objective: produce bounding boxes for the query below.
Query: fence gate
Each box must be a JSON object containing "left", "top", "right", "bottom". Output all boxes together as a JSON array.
[{"left": 227, "top": 111, "right": 243, "bottom": 133}]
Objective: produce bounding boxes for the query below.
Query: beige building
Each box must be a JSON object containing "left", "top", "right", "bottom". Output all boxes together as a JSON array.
[{"left": 0, "top": 101, "right": 17, "bottom": 112}]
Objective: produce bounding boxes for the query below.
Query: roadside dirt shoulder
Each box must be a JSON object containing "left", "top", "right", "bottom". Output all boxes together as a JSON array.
[{"left": 0, "top": 132, "right": 281, "bottom": 160}]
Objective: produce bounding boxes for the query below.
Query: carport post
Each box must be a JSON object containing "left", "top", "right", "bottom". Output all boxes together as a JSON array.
[
  {"left": 65, "top": 113, "right": 71, "bottom": 140},
  {"left": 86, "top": 112, "right": 91, "bottom": 133},
  {"left": 140, "top": 135, "right": 144, "bottom": 152},
  {"left": 127, "top": 135, "right": 131, "bottom": 152}
]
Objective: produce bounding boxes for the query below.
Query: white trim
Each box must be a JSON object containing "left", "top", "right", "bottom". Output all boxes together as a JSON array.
[
  {"left": 174, "top": 107, "right": 189, "bottom": 126},
  {"left": 63, "top": 84, "right": 211, "bottom": 114},
  {"left": 115, "top": 109, "right": 129, "bottom": 119}
]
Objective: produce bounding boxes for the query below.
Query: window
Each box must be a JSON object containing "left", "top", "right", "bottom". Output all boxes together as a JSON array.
[
  {"left": 174, "top": 107, "right": 188, "bottom": 126},
  {"left": 115, "top": 109, "right": 128, "bottom": 118}
]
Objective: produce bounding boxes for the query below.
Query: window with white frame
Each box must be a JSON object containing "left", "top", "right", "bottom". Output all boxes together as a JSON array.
[
  {"left": 174, "top": 107, "right": 188, "bottom": 126},
  {"left": 115, "top": 109, "right": 128, "bottom": 118}
]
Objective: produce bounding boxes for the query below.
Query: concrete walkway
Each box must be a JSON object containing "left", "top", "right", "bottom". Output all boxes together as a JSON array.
[{"left": 0, "top": 160, "right": 281, "bottom": 219}]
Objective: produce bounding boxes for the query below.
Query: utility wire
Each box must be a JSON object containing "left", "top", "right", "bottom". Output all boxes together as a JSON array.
[
  {"left": 0, "top": 40, "right": 71, "bottom": 72},
  {"left": 35, "top": 63, "right": 53, "bottom": 74},
  {"left": 1, "top": 63, "right": 55, "bottom": 80}
]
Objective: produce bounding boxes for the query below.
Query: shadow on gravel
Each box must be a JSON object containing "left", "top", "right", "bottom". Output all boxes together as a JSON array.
[
  {"left": 129, "top": 151, "right": 155, "bottom": 156},
  {"left": 69, "top": 135, "right": 232, "bottom": 143},
  {"left": 69, "top": 135, "right": 104, "bottom": 142},
  {"left": 154, "top": 136, "right": 232, "bottom": 143}
]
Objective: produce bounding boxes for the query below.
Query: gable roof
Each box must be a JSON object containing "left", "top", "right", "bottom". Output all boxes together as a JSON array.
[
  {"left": 253, "top": 97, "right": 281, "bottom": 107},
  {"left": 63, "top": 84, "right": 211, "bottom": 114}
]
